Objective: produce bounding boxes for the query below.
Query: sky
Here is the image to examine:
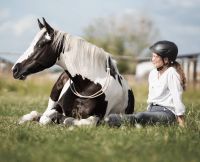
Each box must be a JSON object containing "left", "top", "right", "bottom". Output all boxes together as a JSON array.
[{"left": 1, "top": 0, "right": 200, "bottom": 62}]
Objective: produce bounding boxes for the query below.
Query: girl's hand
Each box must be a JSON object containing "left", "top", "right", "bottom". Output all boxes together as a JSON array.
[{"left": 177, "top": 115, "right": 185, "bottom": 128}]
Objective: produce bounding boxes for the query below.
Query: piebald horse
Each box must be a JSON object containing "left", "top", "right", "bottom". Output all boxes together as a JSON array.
[{"left": 12, "top": 18, "right": 134, "bottom": 126}]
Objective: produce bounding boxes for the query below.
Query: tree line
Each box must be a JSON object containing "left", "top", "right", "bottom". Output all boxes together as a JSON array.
[{"left": 83, "top": 12, "right": 159, "bottom": 74}]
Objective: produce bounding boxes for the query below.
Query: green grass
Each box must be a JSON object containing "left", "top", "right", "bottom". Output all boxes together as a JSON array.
[{"left": 0, "top": 74, "right": 200, "bottom": 162}]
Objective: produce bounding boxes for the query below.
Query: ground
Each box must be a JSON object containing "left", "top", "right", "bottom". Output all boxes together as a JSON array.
[{"left": 0, "top": 74, "right": 200, "bottom": 162}]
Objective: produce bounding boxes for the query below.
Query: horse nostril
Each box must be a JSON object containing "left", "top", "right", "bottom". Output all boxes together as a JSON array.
[
  {"left": 13, "top": 66, "right": 18, "bottom": 74},
  {"left": 12, "top": 64, "right": 21, "bottom": 77}
]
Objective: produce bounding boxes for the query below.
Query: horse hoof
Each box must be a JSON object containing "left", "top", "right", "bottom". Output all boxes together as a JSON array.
[
  {"left": 39, "top": 115, "right": 52, "bottom": 125},
  {"left": 63, "top": 117, "right": 75, "bottom": 126},
  {"left": 105, "top": 114, "right": 122, "bottom": 127},
  {"left": 87, "top": 116, "right": 99, "bottom": 125},
  {"left": 19, "top": 111, "right": 40, "bottom": 124}
]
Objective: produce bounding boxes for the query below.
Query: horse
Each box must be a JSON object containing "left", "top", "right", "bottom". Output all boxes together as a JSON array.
[{"left": 12, "top": 18, "right": 135, "bottom": 126}]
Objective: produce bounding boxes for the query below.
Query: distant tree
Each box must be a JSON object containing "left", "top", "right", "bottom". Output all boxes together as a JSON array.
[{"left": 83, "top": 12, "right": 159, "bottom": 73}]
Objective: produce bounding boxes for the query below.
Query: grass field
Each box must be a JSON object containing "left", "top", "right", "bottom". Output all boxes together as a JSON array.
[{"left": 0, "top": 74, "right": 200, "bottom": 162}]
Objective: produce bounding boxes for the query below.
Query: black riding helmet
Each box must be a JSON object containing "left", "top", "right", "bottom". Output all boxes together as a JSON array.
[{"left": 149, "top": 40, "right": 178, "bottom": 62}]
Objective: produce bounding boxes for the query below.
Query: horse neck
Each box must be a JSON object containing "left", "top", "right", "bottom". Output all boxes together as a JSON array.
[{"left": 56, "top": 34, "right": 109, "bottom": 82}]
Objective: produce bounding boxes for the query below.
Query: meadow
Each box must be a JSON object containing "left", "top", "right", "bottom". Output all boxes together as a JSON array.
[{"left": 0, "top": 73, "right": 200, "bottom": 162}]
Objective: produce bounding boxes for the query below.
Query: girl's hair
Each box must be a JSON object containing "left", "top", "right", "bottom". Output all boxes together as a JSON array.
[{"left": 170, "top": 61, "right": 186, "bottom": 91}]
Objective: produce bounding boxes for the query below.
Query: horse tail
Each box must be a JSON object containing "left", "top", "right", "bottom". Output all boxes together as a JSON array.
[{"left": 125, "top": 89, "right": 135, "bottom": 114}]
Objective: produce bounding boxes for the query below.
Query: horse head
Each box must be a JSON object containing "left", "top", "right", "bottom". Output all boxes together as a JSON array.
[{"left": 12, "top": 18, "right": 60, "bottom": 80}]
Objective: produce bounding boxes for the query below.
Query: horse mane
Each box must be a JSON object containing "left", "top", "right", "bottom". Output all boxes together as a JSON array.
[{"left": 53, "top": 30, "right": 119, "bottom": 82}]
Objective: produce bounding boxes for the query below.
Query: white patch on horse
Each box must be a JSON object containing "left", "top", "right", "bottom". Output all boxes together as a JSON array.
[
  {"left": 45, "top": 33, "right": 51, "bottom": 40},
  {"left": 63, "top": 116, "right": 99, "bottom": 127},
  {"left": 39, "top": 109, "right": 58, "bottom": 125},
  {"left": 104, "top": 76, "right": 129, "bottom": 116},
  {"left": 58, "top": 80, "right": 70, "bottom": 100},
  {"left": 56, "top": 32, "right": 109, "bottom": 82},
  {"left": 42, "top": 98, "right": 57, "bottom": 115},
  {"left": 19, "top": 111, "right": 40, "bottom": 124}
]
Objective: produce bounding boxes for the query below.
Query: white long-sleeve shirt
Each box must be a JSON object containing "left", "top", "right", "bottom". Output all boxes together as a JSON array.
[{"left": 147, "top": 67, "right": 185, "bottom": 116}]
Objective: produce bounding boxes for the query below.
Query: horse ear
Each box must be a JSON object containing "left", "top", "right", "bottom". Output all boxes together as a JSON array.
[
  {"left": 42, "top": 17, "right": 54, "bottom": 34},
  {"left": 37, "top": 19, "right": 44, "bottom": 29}
]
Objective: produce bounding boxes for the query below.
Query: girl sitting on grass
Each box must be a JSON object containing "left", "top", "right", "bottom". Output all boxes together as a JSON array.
[{"left": 106, "top": 40, "right": 186, "bottom": 127}]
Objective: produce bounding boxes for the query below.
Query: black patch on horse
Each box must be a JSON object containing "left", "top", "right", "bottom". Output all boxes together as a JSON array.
[
  {"left": 50, "top": 71, "right": 69, "bottom": 101},
  {"left": 125, "top": 89, "right": 135, "bottom": 114},
  {"left": 106, "top": 57, "right": 117, "bottom": 79},
  {"left": 54, "top": 31, "right": 66, "bottom": 60},
  {"left": 54, "top": 73, "right": 108, "bottom": 119},
  {"left": 117, "top": 75, "right": 122, "bottom": 86},
  {"left": 106, "top": 57, "right": 123, "bottom": 87}
]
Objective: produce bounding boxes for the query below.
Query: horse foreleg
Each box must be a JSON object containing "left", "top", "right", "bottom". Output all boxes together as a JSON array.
[
  {"left": 39, "top": 109, "right": 59, "bottom": 125},
  {"left": 39, "top": 71, "right": 69, "bottom": 124}
]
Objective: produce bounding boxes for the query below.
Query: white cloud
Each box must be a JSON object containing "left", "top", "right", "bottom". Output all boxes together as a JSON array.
[
  {"left": 0, "top": 15, "right": 37, "bottom": 37},
  {"left": 124, "top": 8, "right": 141, "bottom": 15},
  {"left": 153, "top": 0, "right": 200, "bottom": 8},
  {"left": 147, "top": 0, "right": 200, "bottom": 14},
  {"left": 13, "top": 15, "right": 36, "bottom": 36},
  {"left": 0, "top": 21, "right": 12, "bottom": 32},
  {"left": 0, "top": 0, "right": 200, "bottom": 55},
  {"left": 0, "top": 8, "right": 10, "bottom": 20},
  {"left": 166, "top": 0, "right": 200, "bottom": 8},
  {"left": 174, "top": 25, "right": 200, "bottom": 36}
]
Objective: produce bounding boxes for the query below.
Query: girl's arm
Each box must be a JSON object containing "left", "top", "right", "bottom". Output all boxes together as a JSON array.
[
  {"left": 167, "top": 68, "right": 186, "bottom": 128},
  {"left": 167, "top": 68, "right": 185, "bottom": 116}
]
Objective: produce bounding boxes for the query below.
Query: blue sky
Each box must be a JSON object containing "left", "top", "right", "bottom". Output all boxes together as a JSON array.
[{"left": 1, "top": 0, "right": 200, "bottom": 61}]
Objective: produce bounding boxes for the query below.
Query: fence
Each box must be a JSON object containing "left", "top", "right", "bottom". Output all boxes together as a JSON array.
[
  {"left": 127, "top": 53, "right": 200, "bottom": 85},
  {"left": 1, "top": 52, "right": 200, "bottom": 85}
]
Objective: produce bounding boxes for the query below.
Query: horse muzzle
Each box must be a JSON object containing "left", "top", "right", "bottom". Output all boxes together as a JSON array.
[{"left": 12, "top": 63, "right": 27, "bottom": 80}]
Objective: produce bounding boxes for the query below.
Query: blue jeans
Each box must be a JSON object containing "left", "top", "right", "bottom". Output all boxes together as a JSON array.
[
  {"left": 134, "top": 104, "right": 176, "bottom": 125},
  {"left": 106, "top": 105, "right": 176, "bottom": 127}
]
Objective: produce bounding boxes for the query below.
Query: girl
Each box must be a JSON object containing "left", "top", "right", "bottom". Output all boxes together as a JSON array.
[{"left": 106, "top": 40, "right": 186, "bottom": 127}]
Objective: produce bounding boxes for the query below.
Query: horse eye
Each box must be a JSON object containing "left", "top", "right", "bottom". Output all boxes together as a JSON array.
[
  {"left": 37, "top": 42, "right": 44, "bottom": 48},
  {"left": 36, "top": 39, "right": 51, "bottom": 48}
]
